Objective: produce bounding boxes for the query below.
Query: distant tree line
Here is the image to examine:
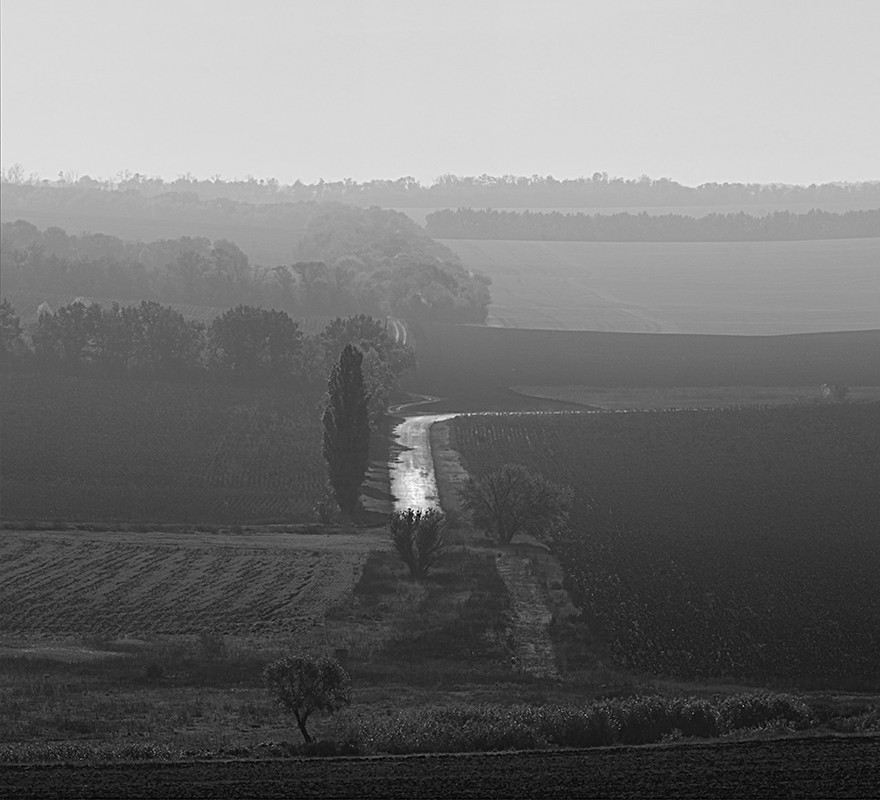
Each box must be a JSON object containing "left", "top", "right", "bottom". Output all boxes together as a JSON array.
[
  {"left": 0, "top": 214, "right": 490, "bottom": 322},
  {"left": 5, "top": 165, "right": 879, "bottom": 209},
  {"left": 425, "top": 207, "right": 880, "bottom": 242},
  {"left": 0, "top": 298, "right": 414, "bottom": 421}
]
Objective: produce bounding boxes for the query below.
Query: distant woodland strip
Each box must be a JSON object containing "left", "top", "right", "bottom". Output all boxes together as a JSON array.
[
  {"left": 425, "top": 208, "right": 880, "bottom": 241},
  {"left": 4, "top": 169, "right": 879, "bottom": 208}
]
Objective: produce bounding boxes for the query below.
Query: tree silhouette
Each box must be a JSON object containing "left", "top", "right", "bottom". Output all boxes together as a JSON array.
[
  {"left": 263, "top": 655, "right": 351, "bottom": 743},
  {"left": 322, "top": 344, "right": 371, "bottom": 515}
]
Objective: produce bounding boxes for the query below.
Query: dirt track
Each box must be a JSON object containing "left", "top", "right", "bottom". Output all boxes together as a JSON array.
[{"left": 3, "top": 736, "right": 878, "bottom": 799}]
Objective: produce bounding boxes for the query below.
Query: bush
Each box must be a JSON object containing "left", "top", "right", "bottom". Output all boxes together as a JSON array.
[
  {"left": 717, "top": 692, "right": 812, "bottom": 732},
  {"left": 389, "top": 508, "right": 447, "bottom": 580},
  {"left": 311, "top": 482, "right": 342, "bottom": 524},
  {"left": 263, "top": 655, "right": 352, "bottom": 743},
  {"left": 533, "top": 704, "right": 619, "bottom": 748},
  {"left": 337, "top": 705, "right": 547, "bottom": 755}
]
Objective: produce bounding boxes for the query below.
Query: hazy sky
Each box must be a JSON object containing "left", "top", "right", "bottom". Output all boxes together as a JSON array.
[{"left": 2, "top": 0, "right": 879, "bottom": 186}]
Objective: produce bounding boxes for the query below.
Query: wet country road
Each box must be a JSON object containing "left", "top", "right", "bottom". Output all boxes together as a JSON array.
[{"left": 389, "top": 413, "right": 458, "bottom": 511}]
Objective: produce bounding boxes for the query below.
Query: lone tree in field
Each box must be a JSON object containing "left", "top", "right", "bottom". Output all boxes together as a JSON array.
[
  {"left": 460, "top": 463, "right": 573, "bottom": 545},
  {"left": 322, "top": 344, "right": 371, "bottom": 515},
  {"left": 263, "top": 655, "right": 352, "bottom": 743},
  {"left": 390, "top": 508, "right": 447, "bottom": 580}
]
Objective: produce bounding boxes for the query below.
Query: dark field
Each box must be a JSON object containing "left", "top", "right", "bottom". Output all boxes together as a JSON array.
[
  {"left": 0, "top": 373, "right": 324, "bottom": 523},
  {"left": 449, "top": 403, "right": 880, "bottom": 687},
  {"left": 405, "top": 323, "right": 880, "bottom": 409},
  {"left": 2, "top": 736, "right": 878, "bottom": 799}
]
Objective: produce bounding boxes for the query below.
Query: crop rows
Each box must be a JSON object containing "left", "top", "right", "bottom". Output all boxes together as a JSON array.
[
  {"left": 0, "top": 533, "right": 368, "bottom": 637},
  {"left": 450, "top": 403, "right": 880, "bottom": 688},
  {"left": 0, "top": 373, "right": 324, "bottom": 523}
]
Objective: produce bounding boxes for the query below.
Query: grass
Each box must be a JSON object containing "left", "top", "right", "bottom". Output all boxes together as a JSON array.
[{"left": 440, "top": 237, "right": 880, "bottom": 334}]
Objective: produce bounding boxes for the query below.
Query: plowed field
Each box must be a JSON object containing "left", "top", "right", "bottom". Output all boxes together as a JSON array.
[{"left": 0, "top": 529, "right": 383, "bottom": 638}]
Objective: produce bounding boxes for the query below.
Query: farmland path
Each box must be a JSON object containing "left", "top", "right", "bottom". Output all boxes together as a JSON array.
[
  {"left": 389, "top": 412, "right": 459, "bottom": 511},
  {"left": 388, "top": 401, "right": 564, "bottom": 678},
  {"left": 495, "top": 553, "right": 559, "bottom": 678}
]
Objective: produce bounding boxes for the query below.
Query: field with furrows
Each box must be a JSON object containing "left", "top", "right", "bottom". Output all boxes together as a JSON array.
[
  {"left": 0, "top": 373, "right": 324, "bottom": 523},
  {"left": 449, "top": 403, "right": 880, "bottom": 688},
  {"left": 0, "top": 530, "right": 380, "bottom": 638}
]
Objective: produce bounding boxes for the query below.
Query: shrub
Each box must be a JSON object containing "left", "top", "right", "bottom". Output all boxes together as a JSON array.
[
  {"left": 389, "top": 508, "right": 447, "bottom": 580},
  {"left": 311, "top": 482, "right": 342, "bottom": 524},
  {"left": 534, "top": 703, "right": 619, "bottom": 748},
  {"left": 717, "top": 692, "right": 813, "bottom": 733}
]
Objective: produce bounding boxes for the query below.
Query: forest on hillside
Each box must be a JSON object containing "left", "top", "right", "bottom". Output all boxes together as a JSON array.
[
  {"left": 426, "top": 207, "right": 880, "bottom": 241},
  {"left": 4, "top": 167, "right": 879, "bottom": 209},
  {"left": 0, "top": 209, "right": 490, "bottom": 322}
]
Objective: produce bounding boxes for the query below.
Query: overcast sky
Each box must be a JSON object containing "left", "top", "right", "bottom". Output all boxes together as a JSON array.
[{"left": 2, "top": 0, "right": 879, "bottom": 186}]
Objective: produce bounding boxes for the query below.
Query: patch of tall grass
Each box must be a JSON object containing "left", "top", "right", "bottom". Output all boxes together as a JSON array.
[{"left": 333, "top": 692, "right": 817, "bottom": 755}]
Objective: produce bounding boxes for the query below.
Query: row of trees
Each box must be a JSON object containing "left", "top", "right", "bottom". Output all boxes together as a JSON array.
[
  {"left": 6, "top": 165, "right": 879, "bottom": 208},
  {"left": 425, "top": 207, "right": 880, "bottom": 242},
  {"left": 0, "top": 214, "right": 490, "bottom": 322},
  {"left": 1, "top": 299, "right": 414, "bottom": 422}
]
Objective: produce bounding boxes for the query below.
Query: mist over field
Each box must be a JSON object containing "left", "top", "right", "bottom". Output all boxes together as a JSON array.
[{"left": 1, "top": 1, "right": 879, "bottom": 797}]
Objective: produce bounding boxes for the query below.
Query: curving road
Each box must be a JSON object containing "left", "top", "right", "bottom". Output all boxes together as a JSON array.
[{"left": 389, "top": 413, "right": 458, "bottom": 511}]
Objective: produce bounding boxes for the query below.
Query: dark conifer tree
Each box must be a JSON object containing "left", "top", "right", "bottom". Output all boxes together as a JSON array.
[{"left": 322, "top": 344, "right": 371, "bottom": 515}]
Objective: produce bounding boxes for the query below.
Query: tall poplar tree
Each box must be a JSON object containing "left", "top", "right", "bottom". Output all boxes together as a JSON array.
[{"left": 322, "top": 344, "right": 371, "bottom": 515}]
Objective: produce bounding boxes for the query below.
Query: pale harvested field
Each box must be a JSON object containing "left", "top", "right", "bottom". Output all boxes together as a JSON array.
[
  {"left": 441, "top": 238, "right": 880, "bottom": 334},
  {"left": 0, "top": 529, "right": 385, "bottom": 639}
]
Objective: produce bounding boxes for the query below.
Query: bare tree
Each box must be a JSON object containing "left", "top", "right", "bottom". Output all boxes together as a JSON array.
[{"left": 460, "top": 464, "right": 573, "bottom": 545}]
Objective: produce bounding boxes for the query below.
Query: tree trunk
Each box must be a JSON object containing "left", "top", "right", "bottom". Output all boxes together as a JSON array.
[{"left": 293, "top": 709, "right": 313, "bottom": 743}]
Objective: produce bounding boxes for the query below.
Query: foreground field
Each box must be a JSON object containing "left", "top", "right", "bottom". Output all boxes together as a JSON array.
[
  {"left": 440, "top": 237, "right": 880, "bottom": 334},
  {"left": 0, "top": 373, "right": 324, "bottom": 523},
  {"left": 3, "top": 736, "right": 878, "bottom": 799},
  {"left": 448, "top": 403, "right": 880, "bottom": 687}
]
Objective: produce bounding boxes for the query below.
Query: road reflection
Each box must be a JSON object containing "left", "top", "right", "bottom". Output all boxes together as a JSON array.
[{"left": 389, "top": 414, "right": 458, "bottom": 511}]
